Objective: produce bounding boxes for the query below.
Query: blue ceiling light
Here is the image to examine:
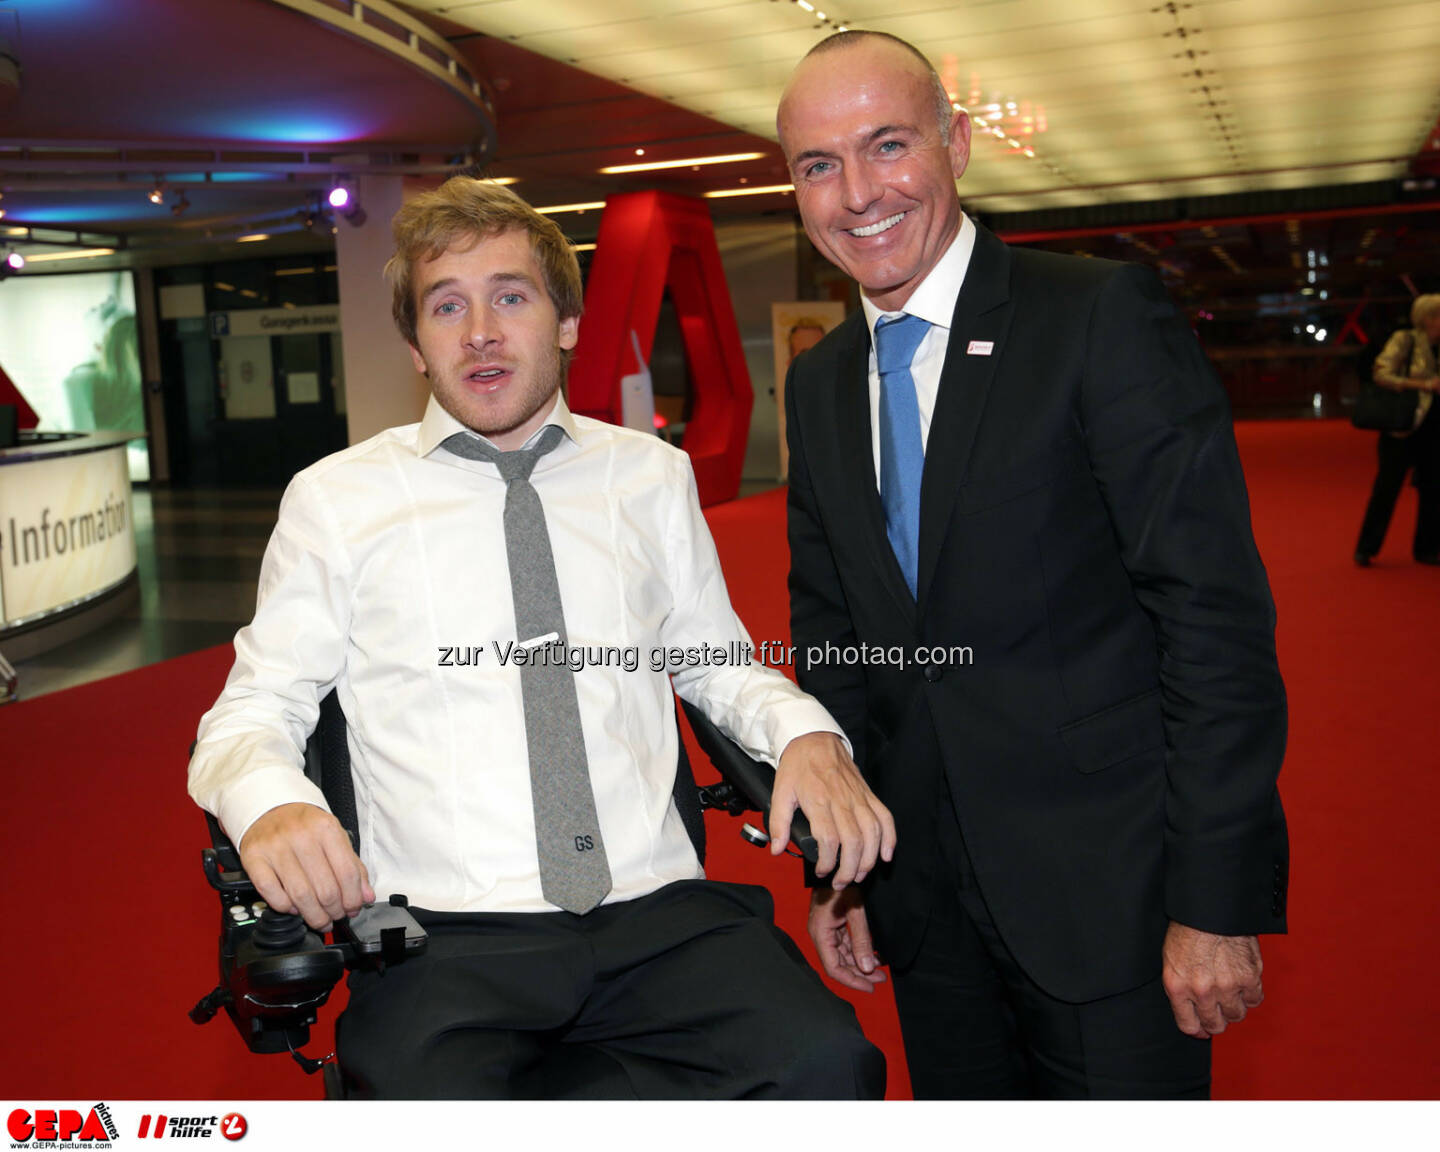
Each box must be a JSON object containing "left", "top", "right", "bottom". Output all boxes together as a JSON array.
[
  {"left": 1, "top": 201, "right": 134, "bottom": 225},
  {"left": 206, "top": 172, "right": 287, "bottom": 184},
  {"left": 223, "top": 113, "right": 369, "bottom": 145}
]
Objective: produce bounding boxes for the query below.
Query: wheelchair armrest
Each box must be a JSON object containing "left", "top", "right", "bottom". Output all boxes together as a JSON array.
[
  {"left": 679, "top": 699, "right": 818, "bottom": 864},
  {"left": 201, "top": 813, "right": 253, "bottom": 894}
]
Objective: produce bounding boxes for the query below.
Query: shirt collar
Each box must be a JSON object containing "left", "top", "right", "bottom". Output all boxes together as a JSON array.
[
  {"left": 417, "top": 385, "right": 578, "bottom": 457},
  {"left": 861, "top": 212, "right": 976, "bottom": 341},
  {"left": 418, "top": 390, "right": 581, "bottom": 461}
]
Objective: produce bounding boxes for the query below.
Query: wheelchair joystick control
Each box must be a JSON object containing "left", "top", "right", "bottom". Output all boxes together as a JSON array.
[
  {"left": 194, "top": 835, "right": 429, "bottom": 1065},
  {"left": 253, "top": 909, "right": 308, "bottom": 951}
]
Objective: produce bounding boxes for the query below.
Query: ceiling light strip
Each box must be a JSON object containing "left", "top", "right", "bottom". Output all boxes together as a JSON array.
[
  {"left": 703, "top": 184, "right": 793, "bottom": 199},
  {"left": 599, "top": 152, "right": 764, "bottom": 175},
  {"left": 784, "top": 0, "right": 849, "bottom": 34},
  {"left": 535, "top": 201, "right": 607, "bottom": 215},
  {"left": 18, "top": 248, "right": 117, "bottom": 263}
]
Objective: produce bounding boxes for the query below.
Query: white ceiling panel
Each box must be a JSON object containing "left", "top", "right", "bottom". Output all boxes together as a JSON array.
[{"left": 405, "top": 0, "right": 1440, "bottom": 208}]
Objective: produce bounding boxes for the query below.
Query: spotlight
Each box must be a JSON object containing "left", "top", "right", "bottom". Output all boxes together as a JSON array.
[
  {"left": 299, "top": 192, "right": 324, "bottom": 233},
  {"left": 148, "top": 179, "right": 164, "bottom": 205},
  {"left": 328, "top": 180, "right": 366, "bottom": 227},
  {"left": 5, "top": 250, "right": 24, "bottom": 270}
]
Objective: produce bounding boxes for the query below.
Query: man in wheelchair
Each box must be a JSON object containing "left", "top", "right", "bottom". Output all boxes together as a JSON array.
[{"left": 188, "top": 177, "right": 892, "bottom": 1099}]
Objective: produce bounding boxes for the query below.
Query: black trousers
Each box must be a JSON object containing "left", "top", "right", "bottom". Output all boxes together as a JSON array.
[
  {"left": 1356, "top": 407, "right": 1440, "bottom": 560},
  {"left": 889, "top": 795, "right": 1210, "bottom": 1099},
  {"left": 335, "top": 879, "right": 884, "bottom": 1099}
]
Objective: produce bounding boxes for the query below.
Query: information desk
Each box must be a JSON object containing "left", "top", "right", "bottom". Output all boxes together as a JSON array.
[{"left": 0, "top": 430, "right": 143, "bottom": 659}]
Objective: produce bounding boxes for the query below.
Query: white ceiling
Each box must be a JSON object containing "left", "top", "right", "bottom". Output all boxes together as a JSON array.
[{"left": 406, "top": 0, "right": 1440, "bottom": 212}]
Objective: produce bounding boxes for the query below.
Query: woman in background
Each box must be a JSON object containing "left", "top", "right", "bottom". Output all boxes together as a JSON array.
[{"left": 1354, "top": 294, "right": 1440, "bottom": 566}]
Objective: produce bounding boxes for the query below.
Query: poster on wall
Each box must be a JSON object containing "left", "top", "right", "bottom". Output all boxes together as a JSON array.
[
  {"left": 771, "top": 301, "right": 847, "bottom": 479},
  {"left": 0, "top": 269, "right": 148, "bottom": 481}
]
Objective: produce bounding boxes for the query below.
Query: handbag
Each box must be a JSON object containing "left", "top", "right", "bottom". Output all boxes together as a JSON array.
[{"left": 1352, "top": 331, "right": 1418, "bottom": 432}]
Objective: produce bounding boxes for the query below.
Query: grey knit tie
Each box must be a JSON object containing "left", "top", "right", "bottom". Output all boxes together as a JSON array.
[{"left": 442, "top": 424, "right": 612, "bottom": 914}]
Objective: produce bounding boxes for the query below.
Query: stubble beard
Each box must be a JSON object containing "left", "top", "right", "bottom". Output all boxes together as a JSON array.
[{"left": 436, "top": 344, "right": 567, "bottom": 442}]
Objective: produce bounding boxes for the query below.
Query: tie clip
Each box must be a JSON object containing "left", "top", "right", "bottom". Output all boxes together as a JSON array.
[
  {"left": 519, "top": 632, "right": 560, "bottom": 650},
  {"left": 967, "top": 340, "right": 994, "bottom": 356}
]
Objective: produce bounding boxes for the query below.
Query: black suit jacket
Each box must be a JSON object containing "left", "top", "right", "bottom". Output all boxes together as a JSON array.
[{"left": 785, "top": 224, "right": 1288, "bottom": 1003}]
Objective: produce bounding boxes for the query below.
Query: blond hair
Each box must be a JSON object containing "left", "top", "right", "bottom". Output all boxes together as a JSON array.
[
  {"left": 1410, "top": 294, "right": 1440, "bottom": 330},
  {"left": 385, "top": 177, "right": 583, "bottom": 348}
]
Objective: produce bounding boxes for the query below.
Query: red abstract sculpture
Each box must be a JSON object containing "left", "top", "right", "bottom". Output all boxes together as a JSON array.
[{"left": 568, "top": 192, "right": 752, "bottom": 507}]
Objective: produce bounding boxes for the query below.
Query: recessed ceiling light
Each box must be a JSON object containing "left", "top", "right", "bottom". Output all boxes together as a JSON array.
[
  {"left": 703, "top": 184, "right": 793, "bottom": 199},
  {"left": 600, "top": 152, "right": 764, "bottom": 175},
  {"left": 22, "top": 247, "right": 117, "bottom": 263},
  {"left": 534, "top": 201, "right": 607, "bottom": 215}
]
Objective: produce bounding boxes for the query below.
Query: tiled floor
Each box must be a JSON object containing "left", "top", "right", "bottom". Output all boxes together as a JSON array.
[{"left": 7, "top": 478, "right": 784, "bottom": 702}]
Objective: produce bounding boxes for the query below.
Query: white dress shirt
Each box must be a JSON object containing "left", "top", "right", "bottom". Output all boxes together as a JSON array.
[
  {"left": 860, "top": 213, "right": 977, "bottom": 482},
  {"left": 188, "top": 393, "right": 843, "bottom": 914}
]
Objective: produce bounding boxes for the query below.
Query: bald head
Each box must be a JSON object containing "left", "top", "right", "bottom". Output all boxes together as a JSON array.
[
  {"left": 776, "top": 32, "right": 970, "bottom": 311},
  {"left": 779, "top": 32, "right": 954, "bottom": 149}
]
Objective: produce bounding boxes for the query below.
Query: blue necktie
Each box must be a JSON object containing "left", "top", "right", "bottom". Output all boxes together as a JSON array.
[{"left": 875, "top": 313, "right": 930, "bottom": 598}]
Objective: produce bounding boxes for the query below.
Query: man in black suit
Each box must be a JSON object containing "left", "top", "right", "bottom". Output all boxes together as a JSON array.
[{"left": 778, "top": 31, "right": 1288, "bottom": 1098}]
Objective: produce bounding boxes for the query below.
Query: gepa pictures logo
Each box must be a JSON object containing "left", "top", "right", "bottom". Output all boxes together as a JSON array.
[{"left": 7, "top": 1103, "right": 119, "bottom": 1145}]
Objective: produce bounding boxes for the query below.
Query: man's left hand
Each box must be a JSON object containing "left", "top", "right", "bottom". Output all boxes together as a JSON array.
[
  {"left": 772, "top": 732, "right": 895, "bottom": 887},
  {"left": 1161, "top": 922, "right": 1265, "bottom": 1037}
]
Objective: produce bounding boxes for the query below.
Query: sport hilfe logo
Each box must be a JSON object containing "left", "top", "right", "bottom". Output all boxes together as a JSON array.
[
  {"left": 136, "top": 1113, "right": 247, "bottom": 1140},
  {"left": 6, "top": 1104, "right": 119, "bottom": 1144}
]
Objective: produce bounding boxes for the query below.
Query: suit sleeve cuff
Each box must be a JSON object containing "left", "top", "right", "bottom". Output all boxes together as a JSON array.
[{"left": 1165, "top": 819, "right": 1289, "bottom": 935}]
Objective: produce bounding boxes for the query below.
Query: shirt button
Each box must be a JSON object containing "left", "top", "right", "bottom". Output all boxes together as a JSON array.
[{"left": 923, "top": 663, "right": 943, "bottom": 683}]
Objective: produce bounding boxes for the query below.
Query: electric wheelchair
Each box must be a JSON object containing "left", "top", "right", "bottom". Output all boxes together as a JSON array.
[{"left": 191, "top": 690, "right": 819, "bottom": 1095}]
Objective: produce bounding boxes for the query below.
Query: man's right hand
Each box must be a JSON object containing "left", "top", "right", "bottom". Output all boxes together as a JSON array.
[
  {"left": 236, "top": 802, "right": 373, "bottom": 932},
  {"left": 808, "top": 885, "right": 886, "bottom": 993}
]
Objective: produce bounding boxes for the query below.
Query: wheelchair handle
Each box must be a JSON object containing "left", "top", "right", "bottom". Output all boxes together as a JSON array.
[{"left": 679, "top": 699, "right": 819, "bottom": 864}]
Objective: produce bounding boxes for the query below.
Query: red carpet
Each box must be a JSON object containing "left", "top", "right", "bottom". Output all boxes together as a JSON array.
[{"left": 2, "top": 419, "right": 1436, "bottom": 1100}]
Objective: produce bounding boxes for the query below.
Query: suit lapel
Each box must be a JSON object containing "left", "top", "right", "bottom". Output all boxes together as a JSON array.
[
  {"left": 830, "top": 314, "right": 918, "bottom": 628},
  {"left": 916, "top": 225, "right": 1014, "bottom": 611}
]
